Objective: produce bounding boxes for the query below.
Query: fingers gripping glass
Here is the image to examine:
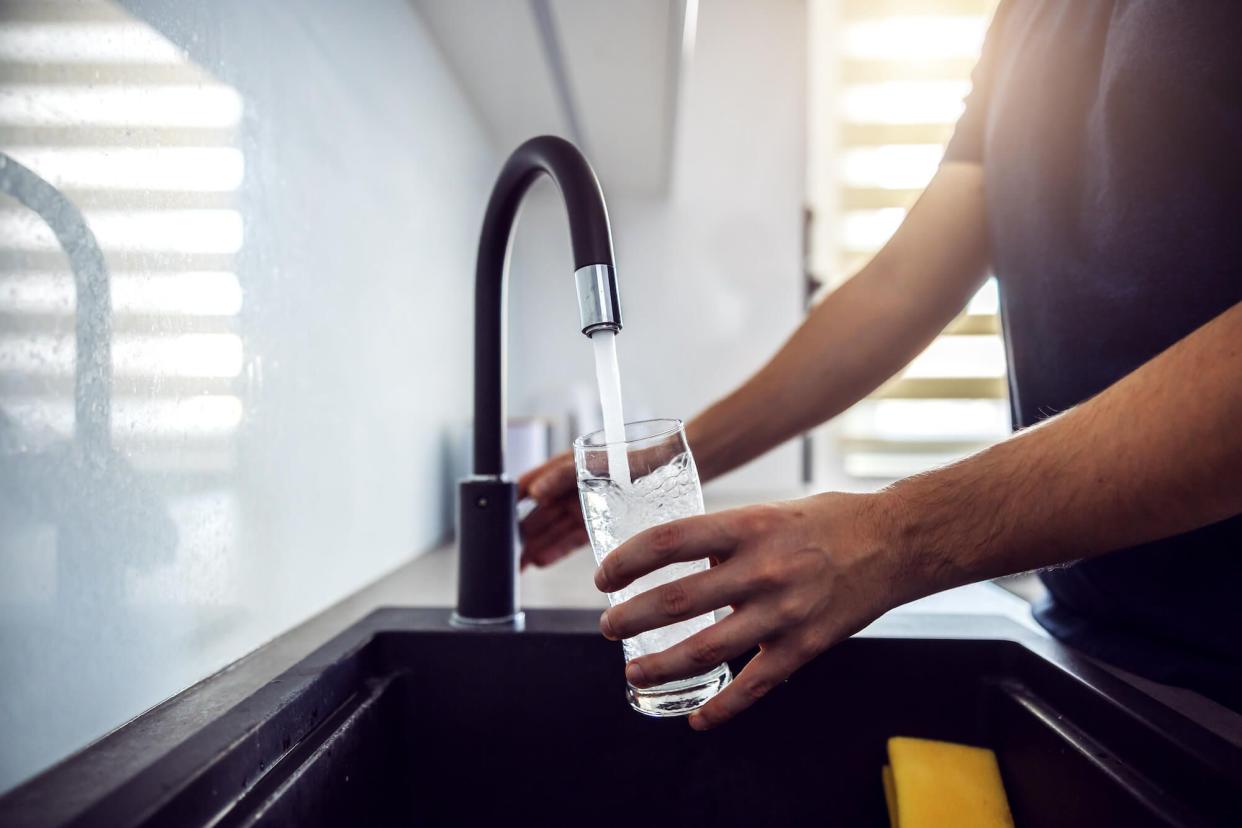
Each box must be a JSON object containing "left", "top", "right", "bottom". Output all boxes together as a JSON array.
[{"left": 574, "top": 419, "right": 731, "bottom": 716}]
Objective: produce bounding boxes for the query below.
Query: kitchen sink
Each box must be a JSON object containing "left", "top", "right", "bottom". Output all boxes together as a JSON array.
[{"left": 5, "top": 609, "right": 1240, "bottom": 827}]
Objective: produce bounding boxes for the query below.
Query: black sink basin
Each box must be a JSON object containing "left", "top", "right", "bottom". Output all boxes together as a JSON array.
[{"left": 5, "top": 609, "right": 1240, "bottom": 827}]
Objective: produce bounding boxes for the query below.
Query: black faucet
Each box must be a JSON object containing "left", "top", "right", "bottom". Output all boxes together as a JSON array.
[{"left": 454, "top": 136, "right": 622, "bottom": 626}]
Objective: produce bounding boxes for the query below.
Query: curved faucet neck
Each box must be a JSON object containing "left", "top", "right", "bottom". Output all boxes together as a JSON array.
[{"left": 472, "top": 135, "right": 618, "bottom": 476}]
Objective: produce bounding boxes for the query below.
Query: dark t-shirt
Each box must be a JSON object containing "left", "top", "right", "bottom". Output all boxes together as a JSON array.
[{"left": 944, "top": 1, "right": 1242, "bottom": 706}]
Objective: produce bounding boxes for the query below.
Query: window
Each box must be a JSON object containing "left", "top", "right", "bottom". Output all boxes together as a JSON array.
[{"left": 807, "top": 0, "right": 1006, "bottom": 482}]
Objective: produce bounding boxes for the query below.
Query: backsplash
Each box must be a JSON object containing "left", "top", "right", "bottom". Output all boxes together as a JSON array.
[{"left": 0, "top": 0, "right": 493, "bottom": 791}]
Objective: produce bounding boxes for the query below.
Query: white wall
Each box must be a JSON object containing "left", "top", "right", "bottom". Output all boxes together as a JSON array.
[
  {"left": 508, "top": 0, "right": 807, "bottom": 495},
  {"left": 0, "top": 0, "right": 493, "bottom": 792}
]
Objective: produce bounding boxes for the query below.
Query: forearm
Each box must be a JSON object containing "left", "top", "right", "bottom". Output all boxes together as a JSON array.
[
  {"left": 881, "top": 302, "right": 1242, "bottom": 601},
  {"left": 689, "top": 162, "right": 990, "bottom": 482}
]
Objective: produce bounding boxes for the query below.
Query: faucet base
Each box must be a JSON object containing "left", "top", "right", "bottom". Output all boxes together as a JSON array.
[
  {"left": 455, "top": 476, "right": 520, "bottom": 622},
  {"left": 448, "top": 610, "right": 526, "bottom": 631}
]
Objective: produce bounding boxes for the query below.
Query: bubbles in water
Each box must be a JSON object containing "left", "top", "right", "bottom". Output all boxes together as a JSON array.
[{"left": 580, "top": 452, "right": 713, "bottom": 661}]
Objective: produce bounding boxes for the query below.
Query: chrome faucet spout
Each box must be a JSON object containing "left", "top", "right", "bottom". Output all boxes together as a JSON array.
[{"left": 575, "top": 264, "right": 622, "bottom": 336}]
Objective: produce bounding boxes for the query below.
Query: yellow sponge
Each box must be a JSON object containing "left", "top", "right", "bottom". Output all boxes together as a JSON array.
[
  {"left": 883, "top": 737, "right": 1014, "bottom": 828},
  {"left": 882, "top": 765, "right": 898, "bottom": 828}
]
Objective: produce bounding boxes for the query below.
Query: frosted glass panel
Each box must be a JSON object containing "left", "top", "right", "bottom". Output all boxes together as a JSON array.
[{"left": 0, "top": 0, "right": 493, "bottom": 792}]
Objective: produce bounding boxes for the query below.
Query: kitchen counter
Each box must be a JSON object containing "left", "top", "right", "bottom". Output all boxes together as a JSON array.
[
  {"left": 7, "top": 598, "right": 1241, "bottom": 827},
  {"left": 12, "top": 606, "right": 1242, "bottom": 827},
  {"left": 8, "top": 528, "right": 1241, "bottom": 827},
  {"left": 142, "top": 537, "right": 1242, "bottom": 752}
]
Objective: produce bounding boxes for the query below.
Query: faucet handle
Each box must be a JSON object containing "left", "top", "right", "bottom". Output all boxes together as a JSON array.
[{"left": 575, "top": 264, "right": 623, "bottom": 336}]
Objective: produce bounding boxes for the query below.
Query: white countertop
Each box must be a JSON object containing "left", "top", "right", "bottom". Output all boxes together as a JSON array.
[{"left": 401, "top": 541, "right": 1045, "bottom": 634}]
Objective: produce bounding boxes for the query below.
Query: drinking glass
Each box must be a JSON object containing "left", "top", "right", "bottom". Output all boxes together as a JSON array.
[{"left": 574, "top": 418, "right": 732, "bottom": 716}]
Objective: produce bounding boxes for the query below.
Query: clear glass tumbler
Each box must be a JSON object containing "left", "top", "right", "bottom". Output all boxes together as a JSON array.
[{"left": 574, "top": 419, "right": 732, "bottom": 716}]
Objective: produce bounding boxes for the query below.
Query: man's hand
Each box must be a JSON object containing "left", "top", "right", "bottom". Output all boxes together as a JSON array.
[
  {"left": 517, "top": 452, "right": 587, "bottom": 569},
  {"left": 594, "top": 493, "right": 907, "bottom": 731}
]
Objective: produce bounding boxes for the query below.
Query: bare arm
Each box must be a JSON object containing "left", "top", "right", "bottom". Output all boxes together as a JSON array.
[
  {"left": 519, "top": 162, "right": 990, "bottom": 565},
  {"left": 884, "top": 299, "right": 1242, "bottom": 593},
  {"left": 599, "top": 301, "right": 1242, "bottom": 730}
]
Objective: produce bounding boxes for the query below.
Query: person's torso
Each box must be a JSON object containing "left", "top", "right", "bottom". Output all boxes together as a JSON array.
[{"left": 980, "top": 0, "right": 1242, "bottom": 704}]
